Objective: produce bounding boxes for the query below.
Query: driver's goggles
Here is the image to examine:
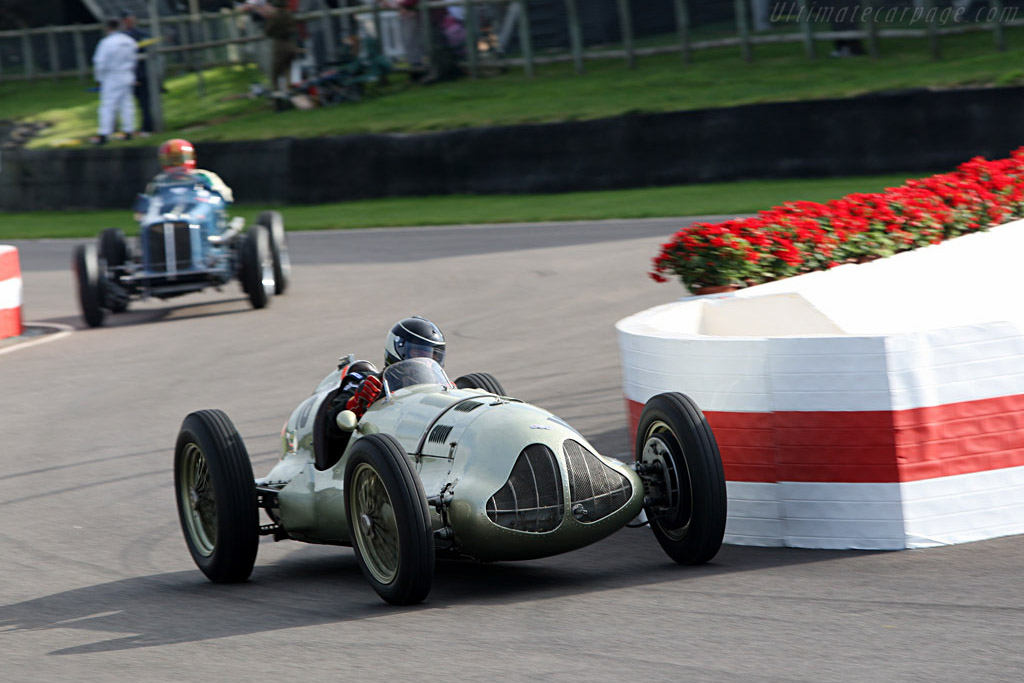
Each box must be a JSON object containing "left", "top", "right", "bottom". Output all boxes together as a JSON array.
[{"left": 403, "top": 342, "right": 445, "bottom": 366}]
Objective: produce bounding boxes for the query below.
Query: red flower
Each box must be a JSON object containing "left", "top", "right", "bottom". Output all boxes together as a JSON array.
[{"left": 649, "top": 148, "right": 1024, "bottom": 288}]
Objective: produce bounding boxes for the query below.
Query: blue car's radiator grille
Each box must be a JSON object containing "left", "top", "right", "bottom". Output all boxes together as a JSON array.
[
  {"left": 146, "top": 222, "right": 193, "bottom": 271},
  {"left": 563, "top": 440, "right": 631, "bottom": 523},
  {"left": 486, "top": 444, "right": 564, "bottom": 533}
]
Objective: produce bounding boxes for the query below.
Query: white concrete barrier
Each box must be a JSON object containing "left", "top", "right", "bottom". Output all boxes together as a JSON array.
[
  {"left": 618, "top": 220, "right": 1024, "bottom": 550},
  {"left": 0, "top": 246, "right": 22, "bottom": 340}
]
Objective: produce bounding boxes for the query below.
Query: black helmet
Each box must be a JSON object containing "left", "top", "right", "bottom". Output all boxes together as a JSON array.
[{"left": 384, "top": 316, "right": 446, "bottom": 367}]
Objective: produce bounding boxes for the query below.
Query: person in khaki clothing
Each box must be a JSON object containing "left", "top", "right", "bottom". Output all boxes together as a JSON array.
[{"left": 243, "top": 0, "right": 298, "bottom": 94}]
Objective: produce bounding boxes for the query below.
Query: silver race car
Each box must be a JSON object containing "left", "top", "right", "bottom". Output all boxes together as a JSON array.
[{"left": 174, "top": 356, "right": 727, "bottom": 604}]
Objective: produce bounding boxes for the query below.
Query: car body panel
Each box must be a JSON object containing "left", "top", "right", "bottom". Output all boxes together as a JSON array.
[
  {"left": 259, "top": 358, "right": 644, "bottom": 561},
  {"left": 113, "top": 183, "right": 241, "bottom": 299}
]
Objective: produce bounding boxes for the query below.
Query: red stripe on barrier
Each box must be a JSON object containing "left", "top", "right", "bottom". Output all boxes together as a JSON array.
[
  {"left": 0, "top": 248, "right": 20, "bottom": 281},
  {"left": 0, "top": 306, "right": 22, "bottom": 339},
  {"left": 625, "top": 395, "right": 1024, "bottom": 484}
]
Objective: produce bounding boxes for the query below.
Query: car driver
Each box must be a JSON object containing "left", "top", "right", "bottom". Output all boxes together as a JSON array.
[
  {"left": 146, "top": 138, "right": 235, "bottom": 204},
  {"left": 329, "top": 316, "right": 447, "bottom": 427}
]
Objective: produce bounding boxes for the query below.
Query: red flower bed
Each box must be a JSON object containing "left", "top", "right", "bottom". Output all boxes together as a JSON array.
[{"left": 650, "top": 149, "right": 1024, "bottom": 290}]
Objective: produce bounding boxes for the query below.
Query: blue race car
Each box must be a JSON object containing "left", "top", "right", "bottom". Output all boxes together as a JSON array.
[{"left": 73, "top": 181, "right": 290, "bottom": 327}]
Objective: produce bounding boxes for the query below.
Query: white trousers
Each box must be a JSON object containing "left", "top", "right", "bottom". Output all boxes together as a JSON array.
[{"left": 98, "top": 79, "right": 135, "bottom": 136}]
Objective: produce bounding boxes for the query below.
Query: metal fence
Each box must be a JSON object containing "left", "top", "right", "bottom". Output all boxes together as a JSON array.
[{"left": 1, "top": 0, "right": 1023, "bottom": 84}]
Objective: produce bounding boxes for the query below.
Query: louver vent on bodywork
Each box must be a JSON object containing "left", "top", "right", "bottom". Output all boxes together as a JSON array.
[
  {"left": 563, "top": 440, "right": 631, "bottom": 523},
  {"left": 486, "top": 444, "right": 564, "bottom": 533},
  {"left": 427, "top": 424, "right": 454, "bottom": 444},
  {"left": 453, "top": 401, "right": 484, "bottom": 412}
]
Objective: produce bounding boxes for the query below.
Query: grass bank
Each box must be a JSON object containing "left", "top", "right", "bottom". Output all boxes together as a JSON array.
[
  {"left": 3, "top": 28, "right": 1024, "bottom": 148},
  {"left": 0, "top": 172, "right": 922, "bottom": 240}
]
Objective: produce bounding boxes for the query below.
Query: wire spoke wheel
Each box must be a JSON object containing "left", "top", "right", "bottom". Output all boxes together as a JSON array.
[
  {"left": 179, "top": 442, "right": 218, "bottom": 556},
  {"left": 350, "top": 463, "right": 401, "bottom": 584},
  {"left": 173, "top": 410, "right": 259, "bottom": 583},
  {"left": 344, "top": 433, "right": 434, "bottom": 605}
]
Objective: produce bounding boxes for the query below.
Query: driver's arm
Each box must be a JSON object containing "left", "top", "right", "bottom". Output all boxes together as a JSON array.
[
  {"left": 345, "top": 376, "right": 383, "bottom": 418},
  {"left": 194, "top": 169, "right": 234, "bottom": 203}
]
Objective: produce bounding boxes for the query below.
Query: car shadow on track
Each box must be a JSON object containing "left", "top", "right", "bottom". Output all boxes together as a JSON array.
[
  {"left": 0, "top": 530, "right": 883, "bottom": 655},
  {"left": 41, "top": 297, "right": 260, "bottom": 330}
]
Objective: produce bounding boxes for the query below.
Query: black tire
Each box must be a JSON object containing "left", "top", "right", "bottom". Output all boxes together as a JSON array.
[
  {"left": 453, "top": 372, "right": 506, "bottom": 395},
  {"left": 257, "top": 210, "right": 290, "bottom": 295},
  {"left": 174, "top": 409, "right": 259, "bottom": 584},
  {"left": 98, "top": 227, "right": 128, "bottom": 268},
  {"left": 236, "top": 235, "right": 250, "bottom": 296},
  {"left": 344, "top": 433, "right": 434, "bottom": 605},
  {"left": 241, "top": 225, "right": 274, "bottom": 310},
  {"left": 98, "top": 228, "right": 129, "bottom": 313},
  {"left": 635, "top": 392, "right": 727, "bottom": 566},
  {"left": 73, "top": 243, "right": 105, "bottom": 328}
]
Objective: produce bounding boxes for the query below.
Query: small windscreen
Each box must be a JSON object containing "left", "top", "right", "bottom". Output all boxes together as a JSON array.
[{"left": 382, "top": 357, "right": 451, "bottom": 392}]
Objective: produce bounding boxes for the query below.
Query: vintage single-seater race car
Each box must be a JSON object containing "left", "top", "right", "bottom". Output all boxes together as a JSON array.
[
  {"left": 72, "top": 181, "right": 290, "bottom": 327},
  {"left": 173, "top": 356, "right": 727, "bottom": 605}
]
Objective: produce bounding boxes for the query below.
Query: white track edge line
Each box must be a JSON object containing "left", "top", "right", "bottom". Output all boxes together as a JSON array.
[{"left": 0, "top": 322, "right": 74, "bottom": 357}]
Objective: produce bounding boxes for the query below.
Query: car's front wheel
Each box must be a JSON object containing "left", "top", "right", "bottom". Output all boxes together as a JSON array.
[
  {"left": 344, "top": 433, "right": 434, "bottom": 605},
  {"left": 73, "top": 243, "right": 105, "bottom": 327},
  {"left": 98, "top": 228, "right": 129, "bottom": 313},
  {"left": 258, "top": 210, "right": 290, "bottom": 295},
  {"left": 635, "top": 392, "right": 727, "bottom": 566},
  {"left": 174, "top": 409, "right": 259, "bottom": 583},
  {"left": 241, "top": 225, "right": 274, "bottom": 310}
]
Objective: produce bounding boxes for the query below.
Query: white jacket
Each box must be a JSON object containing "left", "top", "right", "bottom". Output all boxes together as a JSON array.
[{"left": 93, "top": 32, "right": 138, "bottom": 85}]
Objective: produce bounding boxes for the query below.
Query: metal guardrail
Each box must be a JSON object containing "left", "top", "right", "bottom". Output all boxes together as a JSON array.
[
  {"left": 2, "top": 1, "right": 1021, "bottom": 83},
  {"left": 2, "top": 1, "right": 1021, "bottom": 116}
]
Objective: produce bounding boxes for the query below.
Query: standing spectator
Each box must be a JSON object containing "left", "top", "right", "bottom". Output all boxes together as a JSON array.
[
  {"left": 243, "top": 0, "right": 298, "bottom": 95},
  {"left": 830, "top": 0, "right": 865, "bottom": 57},
  {"left": 120, "top": 10, "right": 154, "bottom": 137},
  {"left": 394, "top": 0, "right": 424, "bottom": 71},
  {"left": 91, "top": 18, "right": 138, "bottom": 145}
]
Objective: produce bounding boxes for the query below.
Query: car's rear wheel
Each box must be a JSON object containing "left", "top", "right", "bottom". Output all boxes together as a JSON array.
[
  {"left": 453, "top": 372, "right": 506, "bottom": 395},
  {"left": 635, "top": 392, "right": 726, "bottom": 566},
  {"left": 258, "top": 210, "right": 290, "bottom": 295},
  {"left": 73, "top": 243, "right": 105, "bottom": 328},
  {"left": 98, "top": 228, "right": 129, "bottom": 313},
  {"left": 241, "top": 225, "right": 274, "bottom": 310},
  {"left": 344, "top": 433, "right": 434, "bottom": 605},
  {"left": 174, "top": 409, "right": 259, "bottom": 583}
]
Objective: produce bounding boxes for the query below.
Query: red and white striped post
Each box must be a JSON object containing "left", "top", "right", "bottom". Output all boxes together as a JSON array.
[{"left": 0, "top": 246, "right": 23, "bottom": 340}]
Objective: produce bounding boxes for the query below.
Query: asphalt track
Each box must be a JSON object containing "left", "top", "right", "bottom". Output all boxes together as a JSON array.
[{"left": 1, "top": 218, "right": 1022, "bottom": 682}]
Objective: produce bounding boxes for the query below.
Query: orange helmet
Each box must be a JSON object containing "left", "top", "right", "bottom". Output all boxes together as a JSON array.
[{"left": 158, "top": 138, "right": 196, "bottom": 172}]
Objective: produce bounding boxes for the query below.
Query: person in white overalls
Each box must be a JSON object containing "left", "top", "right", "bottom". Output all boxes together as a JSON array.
[{"left": 91, "top": 18, "right": 138, "bottom": 145}]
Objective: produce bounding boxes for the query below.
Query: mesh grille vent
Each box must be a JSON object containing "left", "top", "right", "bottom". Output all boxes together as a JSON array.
[
  {"left": 564, "top": 439, "right": 631, "bottom": 523},
  {"left": 486, "top": 444, "right": 564, "bottom": 533},
  {"left": 427, "top": 424, "right": 454, "bottom": 444}
]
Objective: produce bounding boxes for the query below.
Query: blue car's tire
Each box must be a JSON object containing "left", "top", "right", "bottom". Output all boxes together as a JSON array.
[
  {"left": 73, "top": 243, "right": 105, "bottom": 328},
  {"left": 635, "top": 392, "right": 726, "bottom": 566},
  {"left": 345, "top": 433, "right": 434, "bottom": 605},
  {"left": 98, "top": 228, "right": 129, "bottom": 313},
  {"left": 99, "top": 227, "right": 128, "bottom": 268},
  {"left": 258, "top": 211, "right": 290, "bottom": 296},
  {"left": 174, "top": 409, "right": 259, "bottom": 584},
  {"left": 242, "top": 225, "right": 274, "bottom": 309}
]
